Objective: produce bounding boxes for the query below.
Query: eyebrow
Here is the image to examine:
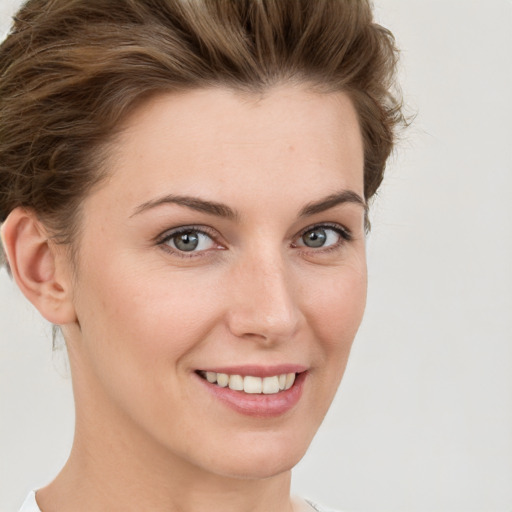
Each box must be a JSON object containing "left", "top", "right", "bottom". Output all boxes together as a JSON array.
[
  {"left": 298, "top": 190, "right": 367, "bottom": 217},
  {"left": 131, "top": 194, "right": 238, "bottom": 220},
  {"left": 131, "top": 189, "right": 366, "bottom": 220}
]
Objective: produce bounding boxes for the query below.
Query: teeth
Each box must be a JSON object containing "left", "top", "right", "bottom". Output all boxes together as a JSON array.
[
  {"left": 243, "top": 376, "right": 262, "bottom": 394},
  {"left": 200, "top": 371, "right": 297, "bottom": 394},
  {"left": 216, "top": 373, "right": 229, "bottom": 387},
  {"left": 262, "top": 376, "right": 280, "bottom": 394},
  {"left": 228, "top": 374, "right": 244, "bottom": 391},
  {"left": 285, "top": 373, "right": 295, "bottom": 390}
]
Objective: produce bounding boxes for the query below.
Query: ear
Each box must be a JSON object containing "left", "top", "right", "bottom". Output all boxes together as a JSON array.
[{"left": 1, "top": 208, "right": 77, "bottom": 325}]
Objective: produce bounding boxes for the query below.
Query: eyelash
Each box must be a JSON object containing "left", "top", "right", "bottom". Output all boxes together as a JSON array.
[
  {"left": 156, "top": 225, "right": 220, "bottom": 259},
  {"left": 294, "top": 223, "right": 353, "bottom": 255},
  {"left": 156, "top": 223, "right": 353, "bottom": 260}
]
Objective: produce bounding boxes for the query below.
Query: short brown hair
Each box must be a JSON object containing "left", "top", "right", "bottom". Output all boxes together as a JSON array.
[{"left": 0, "top": 0, "right": 404, "bottom": 268}]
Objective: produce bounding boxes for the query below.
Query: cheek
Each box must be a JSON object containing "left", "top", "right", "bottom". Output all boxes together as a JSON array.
[
  {"left": 78, "top": 265, "right": 222, "bottom": 361},
  {"left": 284, "top": 261, "right": 367, "bottom": 439},
  {"left": 70, "top": 264, "right": 224, "bottom": 428},
  {"left": 303, "top": 260, "right": 367, "bottom": 365}
]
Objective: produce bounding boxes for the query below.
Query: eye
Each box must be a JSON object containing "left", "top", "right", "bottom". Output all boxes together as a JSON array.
[
  {"left": 160, "top": 228, "right": 217, "bottom": 253},
  {"left": 295, "top": 224, "right": 351, "bottom": 250}
]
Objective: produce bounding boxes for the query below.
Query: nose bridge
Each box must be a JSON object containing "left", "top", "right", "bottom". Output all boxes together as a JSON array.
[{"left": 227, "top": 247, "right": 301, "bottom": 342}]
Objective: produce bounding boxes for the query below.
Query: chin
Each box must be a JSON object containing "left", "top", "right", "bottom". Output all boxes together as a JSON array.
[
  {"left": 212, "top": 453, "right": 302, "bottom": 481},
  {"left": 196, "top": 430, "right": 313, "bottom": 481}
]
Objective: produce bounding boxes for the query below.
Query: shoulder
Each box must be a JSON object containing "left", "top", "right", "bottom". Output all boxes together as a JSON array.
[
  {"left": 18, "top": 492, "right": 344, "bottom": 512},
  {"left": 18, "top": 491, "right": 41, "bottom": 512},
  {"left": 304, "top": 499, "right": 343, "bottom": 512},
  {"left": 305, "top": 498, "right": 346, "bottom": 512}
]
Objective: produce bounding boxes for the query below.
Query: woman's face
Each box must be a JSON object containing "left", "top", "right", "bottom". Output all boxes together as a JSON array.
[{"left": 66, "top": 86, "right": 367, "bottom": 479}]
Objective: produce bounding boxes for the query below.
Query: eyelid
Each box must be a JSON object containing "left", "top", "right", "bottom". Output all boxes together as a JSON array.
[
  {"left": 294, "top": 222, "right": 352, "bottom": 245},
  {"left": 156, "top": 224, "right": 224, "bottom": 258},
  {"left": 156, "top": 224, "right": 218, "bottom": 243},
  {"left": 155, "top": 221, "right": 352, "bottom": 260}
]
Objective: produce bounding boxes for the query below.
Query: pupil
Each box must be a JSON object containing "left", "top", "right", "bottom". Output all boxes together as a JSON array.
[
  {"left": 174, "top": 232, "right": 199, "bottom": 251},
  {"left": 304, "top": 228, "right": 327, "bottom": 248}
]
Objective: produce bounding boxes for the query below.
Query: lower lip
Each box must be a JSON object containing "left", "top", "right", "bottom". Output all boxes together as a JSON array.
[{"left": 195, "top": 372, "right": 307, "bottom": 418}]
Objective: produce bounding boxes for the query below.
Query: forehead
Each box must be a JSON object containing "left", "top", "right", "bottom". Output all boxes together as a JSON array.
[{"left": 92, "top": 85, "right": 364, "bottom": 217}]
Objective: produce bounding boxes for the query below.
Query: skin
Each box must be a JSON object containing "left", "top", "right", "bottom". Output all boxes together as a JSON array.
[{"left": 4, "top": 85, "right": 367, "bottom": 512}]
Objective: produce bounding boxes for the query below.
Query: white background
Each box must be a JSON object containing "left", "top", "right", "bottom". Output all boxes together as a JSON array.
[{"left": 1, "top": 1, "right": 511, "bottom": 511}]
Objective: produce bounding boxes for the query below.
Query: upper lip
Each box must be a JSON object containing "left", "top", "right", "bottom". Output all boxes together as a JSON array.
[{"left": 196, "top": 364, "right": 307, "bottom": 378}]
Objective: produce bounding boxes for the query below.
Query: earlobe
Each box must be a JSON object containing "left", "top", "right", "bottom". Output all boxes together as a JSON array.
[{"left": 1, "top": 208, "right": 77, "bottom": 325}]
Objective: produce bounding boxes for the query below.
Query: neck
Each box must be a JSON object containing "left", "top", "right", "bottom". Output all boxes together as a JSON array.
[{"left": 37, "top": 400, "right": 295, "bottom": 512}]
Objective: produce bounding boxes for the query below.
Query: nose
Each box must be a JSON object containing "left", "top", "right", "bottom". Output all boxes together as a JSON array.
[{"left": 226, "top": 252, "right": 302, "bottom": 344}]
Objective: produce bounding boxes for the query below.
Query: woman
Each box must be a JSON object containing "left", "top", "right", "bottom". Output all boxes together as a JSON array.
[{"left": 0, "top": 1, "right": 403, "bottom": 511}]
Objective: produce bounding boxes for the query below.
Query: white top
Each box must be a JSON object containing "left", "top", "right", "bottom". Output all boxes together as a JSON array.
[
  {"left": 18, "top": 492, "right": 40, "bottom": 512},
  {"left": 19, "top": 491, "right": 341, "bottom": 512}
]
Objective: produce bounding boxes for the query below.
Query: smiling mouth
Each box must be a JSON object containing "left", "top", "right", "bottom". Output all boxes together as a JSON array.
[{"left": 196, "top": 370, "right": 297, "bottom": 395}]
